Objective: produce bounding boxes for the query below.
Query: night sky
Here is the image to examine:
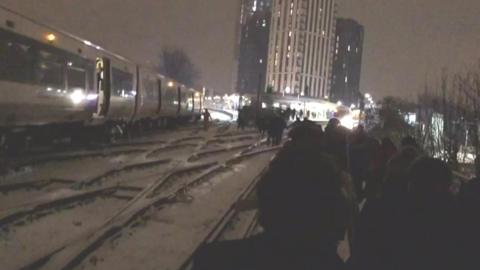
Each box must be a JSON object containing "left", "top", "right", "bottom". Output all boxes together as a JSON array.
[{"left": 1, "top": 0, "right": 480, "bottom": 100}]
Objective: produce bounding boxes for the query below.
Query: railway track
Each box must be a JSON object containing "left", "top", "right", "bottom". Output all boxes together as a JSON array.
[
  {"left": 177, "top": 155, "right": 272, "bottom": 270},
  {"left": 0, "top": 125, "right": 277, "bottom": 269},
  {"left": 0, "top": 129, "right": 261, "bottom": 210},
  {"left": 0, "top": 125, "right": 207, "bottom": 176}
]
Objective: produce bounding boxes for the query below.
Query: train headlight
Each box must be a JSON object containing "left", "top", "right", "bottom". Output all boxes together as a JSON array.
[{"left": 70, "top": 90, "right": 85, "bottom": 104}]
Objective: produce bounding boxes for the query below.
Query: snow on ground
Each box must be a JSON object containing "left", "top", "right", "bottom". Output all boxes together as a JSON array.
[
  {"left": 0, "top": 124, "right": 271, "bottom": 269},
  {"left": 0, "top": 196, "right": 126, "bottom": 270},
  {"left": 74, "top": 152, "right": 275, "bottom": 270}
]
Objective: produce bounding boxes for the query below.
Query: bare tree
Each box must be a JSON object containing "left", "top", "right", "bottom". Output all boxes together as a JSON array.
[
  {"left": 416, "top": 61, "right": 480, "bottom": 172},
  {"left": 158, "top": 48, "right": 200, "bottom": 86}
]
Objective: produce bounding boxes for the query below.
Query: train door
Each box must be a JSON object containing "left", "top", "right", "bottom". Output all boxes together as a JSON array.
[
  {"left": 95, "top": 57, "right": 111, "bottom": 117},
  {"left": 157, "top": 79, "right": 162, "bottom": 114},
  {"left": 133, "top": 66, "right": 141, "bottom": 119},
  {"left": 191, "top": 93, "right": 195, "bottom": 112},
  {"left": 177, "top": 86, "right": 181, "bottom": 114}
]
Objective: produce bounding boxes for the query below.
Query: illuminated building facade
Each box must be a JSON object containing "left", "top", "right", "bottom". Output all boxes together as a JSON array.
[
  {"left": 266, "top": 0, "right": 337, "bottom": 99},
  {"left": 236, "top": 0, "right": 272, "bottom": 94},
  {"left": 331, "top": 18, "right": 364, "bottom": 107}
]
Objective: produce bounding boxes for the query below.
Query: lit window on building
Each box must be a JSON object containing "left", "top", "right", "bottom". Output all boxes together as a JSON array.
[
  {"left": 289, "top": 31, "right": 292, "bottom": 37},
  {"left": 345, "top": 76, "right": 348, "bottom": 83},
  {"left": 348, "top": 45, "right": 351, "bottom": 52},
  {"left": 259, "top": 59, "right": 263, "bottom": 64}
]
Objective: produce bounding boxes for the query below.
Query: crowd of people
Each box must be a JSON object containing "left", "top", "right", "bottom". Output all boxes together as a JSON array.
[
  {"left": 237, "top": 108, "right": 287, "bottom": 146},
  {"left": 193, "top": 117, "right": 480, "bottom": 270}
]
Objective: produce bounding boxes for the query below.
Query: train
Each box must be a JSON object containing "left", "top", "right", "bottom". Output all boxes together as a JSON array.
[{"left": 0, "top": 7, "right": 204, "bottom": 150}]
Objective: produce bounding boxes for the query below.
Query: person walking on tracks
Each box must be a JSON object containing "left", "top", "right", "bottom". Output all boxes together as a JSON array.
[{"left": 203, "top": 109, "right": 212, "bottom": 131}]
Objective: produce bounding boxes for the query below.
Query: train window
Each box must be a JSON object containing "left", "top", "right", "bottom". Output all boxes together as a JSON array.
[
  {"left": 142, "top": 77, "right": 157, "bottom": 100},
  {"left": 165, "top": 86, "right": 177, "bottom": 105},
  {"left": 67, "top": 68, "right": 86, "bottom": 91},
  {"left": 34, "top": 49, "right": 65, "bottom": 89},
  {"left": 0, "top": 30, "right": 34, "bottom": 83},
  {"left": 181, "top": 91, "right": 188, "bottom": 108},
  {"left": 0, "top": 28, "right": 94, "bottom": 90},
  {"left": 112, "top": 68, "right": 134, "bottom": 97},
  {"left": 84, "top": 62, "right": 95, "bottom": 92}
]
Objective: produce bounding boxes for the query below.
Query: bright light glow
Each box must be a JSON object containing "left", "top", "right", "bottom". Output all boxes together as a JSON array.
[
  {"left": 45, "top": 33, "right": 56, "bottom": 42},
  {"left": 340, "top": 115, "right": 355, "bottom": 130},
  {"left": 130, "top": 91, "right": 137, "bottom": 96},
  {"left": 406, "top": 113, "right": 417, "bottom": 125},
  {"left": 273, "top": 102, "right": 280, "bottom": 108},
  {"left": 285, "top": 86, "right": 291, "bottom": 94},
  {"left": 70, "top": 89, "right": 85, "bottom": 104},
  {"left": 168, "top": 81, "right": 174, "bottom": 87},
  {"left": 86, "top": 94, "right": 98, "bottom": 100},
  {"left": 83, "top": 40, "right": 93, "bottom": 46},
  {"left": 67, "top": 62, "right": 73, "bottom": 67},
  {"left": 46, "top": 87, "right": 53, "bottom": 92},
  {"left": 195, "top": 92, "right": 200, "bottom": 97},
  {"left": 365, "top": 93, "right": 371, "bottom": 99},
  {"left": 350, "top": 104, "right": 356, "bottom": 109},
  {"left": 210, "top": 111, "right": 233, "bottom": 122},
  {"left": 262, "top": 102, "right": 267, "bottom": 109},
  {"left": 337, "top": 101, "right": 343, "bottom": 106}
]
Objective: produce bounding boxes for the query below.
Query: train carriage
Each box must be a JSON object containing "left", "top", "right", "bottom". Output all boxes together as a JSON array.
[{"left": 0, "top": 6, "right": 203, "bottom": 149}]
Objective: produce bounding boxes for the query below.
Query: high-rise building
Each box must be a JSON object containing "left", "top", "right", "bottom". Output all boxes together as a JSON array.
[
  {"left": 331, "top": 18, "right": 364, "bottom": 107},
  {"left": 266, "top": 0, "right": 337, "bottom": 99},
  {"left": 235, "top": 0, "right": 272, "bottom": 94}
]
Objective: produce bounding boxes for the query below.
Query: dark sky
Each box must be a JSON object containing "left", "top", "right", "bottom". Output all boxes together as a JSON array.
[
  {"left": 338, "top": 0, "right": 480, "bottom": 100},
  {"left": 1, "top": 0, "right": 480, "bottom": 99}
]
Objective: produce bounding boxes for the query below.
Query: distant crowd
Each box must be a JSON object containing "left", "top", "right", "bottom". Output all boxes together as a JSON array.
[{"left": 194, "top": 116, "right": 480, "bottom": 270}]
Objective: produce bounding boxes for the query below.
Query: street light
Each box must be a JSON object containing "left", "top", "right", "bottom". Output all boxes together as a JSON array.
[{"left": 168, "top": 81, "right": 174, "bottom": 87}]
